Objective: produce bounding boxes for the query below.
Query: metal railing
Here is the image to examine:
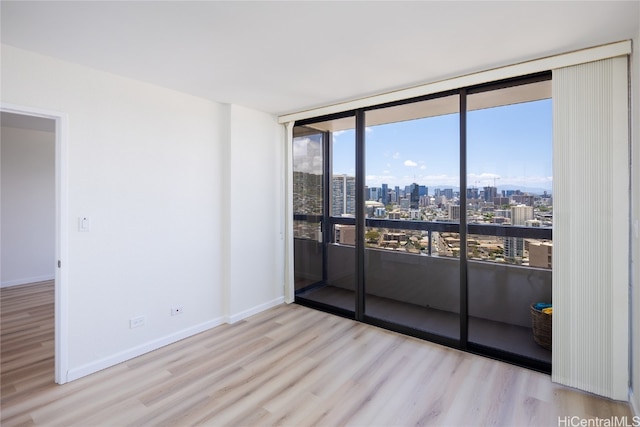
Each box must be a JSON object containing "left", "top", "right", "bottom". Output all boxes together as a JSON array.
[{"left": 294, "top": 214, "right": 552, "bottom": 256}]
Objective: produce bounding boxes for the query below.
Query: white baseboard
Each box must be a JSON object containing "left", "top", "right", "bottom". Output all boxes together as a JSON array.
[
  {"left": 65, "top": 297, "right": 285, "bottom": 382},
  {"left": 1, "top": 274, "right": 55, "bottom": 288},
  {"left": 66, "top": 316, "right": 225, "bottom": 382},
  {"left": 226, "top": 296, "right": 284, "bottom": 324},
  {"left": 631, "top": 388, "right": 639, "bottom": 418}
]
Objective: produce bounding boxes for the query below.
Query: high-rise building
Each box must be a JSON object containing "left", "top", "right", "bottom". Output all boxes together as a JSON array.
[
  {"left": 394, "top": 186, "right": 401, "bottom": 203},
  {"left": 381, "top": 183, "right": 388, "bottom": 205},
  {"left": 389, "top": 190, "right": 397, "bottom": 204},
  {"left": 513, "top": 194, "right": 535, "bottom": 206},
  {"left": 332, "top": 175, "right": 356, "bottom": 216},
  {"left": 511, "top": 204, "right": 534, "bottom": 226},
  {"left": 419, "top": 185, "right": 428, "bottom": 197},
  {"left": 369, "top": 187, "right": 381, "bottom": 202},
  {"left": 409, "top": 183, "right": 420, "bottom": 209},
  {"left": 505, "top": 204, "right": 534, "bottom": 259},
  {"left": 493, "top": 197, "right": 510, "bottom": 207},
  {"left": 483, "top": 186, "right": 497, "bottom": 202},
  {"left": 442, "top": 188, "right": 454, "bottom": 200},
  {"left": 448, "top": 205, "right": 461, "bottom": 222}
]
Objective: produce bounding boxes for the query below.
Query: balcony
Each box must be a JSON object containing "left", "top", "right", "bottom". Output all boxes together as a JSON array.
[{"left": 295, "top": 217, "right": 552, "bottom": 370}]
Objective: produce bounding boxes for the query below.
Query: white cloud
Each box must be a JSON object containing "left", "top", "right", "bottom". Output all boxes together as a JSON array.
[
  {"left": 467, "top": 172, "right": 501, "bottom": 182},
  {"left": 420, "top": 165, "right": 426, "bottom": 170},
  {"left": 404, "top": 160, "right": 418, "bottom": 167},
  {"left": 293, "top": 137, "right": 323, "bottom": 174},
  {"left": 392, "top": 152, "right": 400, "bottom": 159}
]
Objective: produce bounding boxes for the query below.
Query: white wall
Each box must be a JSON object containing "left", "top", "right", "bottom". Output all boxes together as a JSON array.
[
  {"left": 226, "top": 105, "right": 285, "bottom": 322},
  {"left": 1, "top": 45, "right": 284, "bottom": 381},
  {"left": 1, "top": 126, "right": 55, "bottom": 287}
]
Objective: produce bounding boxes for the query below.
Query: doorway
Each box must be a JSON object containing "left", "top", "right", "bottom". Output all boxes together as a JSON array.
[{"left": 0, "top": 104, "right": 68, "bottom": 384}]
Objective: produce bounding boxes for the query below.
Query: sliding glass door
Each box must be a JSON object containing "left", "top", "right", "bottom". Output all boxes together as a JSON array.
[
  {"left": 465, "top": 77, "right": 553, "bottom": 367},
  {"left": 362, "top": 94, "right": 461, "bottom": 342},
  {"left": 293, "top": 73, "right": 553, "bottom": 372},
  {"left": 293, "top": 115, "right": 357, "bottom": 314}
]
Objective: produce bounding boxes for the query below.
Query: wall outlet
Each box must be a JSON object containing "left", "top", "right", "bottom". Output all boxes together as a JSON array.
[
  {"left": 171, "top": 306, "right": 183, "bottom": 316},
  {"left": 130, "top": 316, "right": 145, "bottom": 329}
]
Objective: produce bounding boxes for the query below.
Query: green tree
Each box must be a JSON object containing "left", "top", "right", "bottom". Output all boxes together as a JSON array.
[{"left": 365, "top": 230, "right": 380, "bottom": 243}]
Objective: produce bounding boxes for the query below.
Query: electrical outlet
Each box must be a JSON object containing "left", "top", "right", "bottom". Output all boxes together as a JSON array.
[
  {"left": 130, "top": 316, "right": 145, "bottom": 329},
  {"left": 171, "top": 306, "right": 184, "bottom": 316}
]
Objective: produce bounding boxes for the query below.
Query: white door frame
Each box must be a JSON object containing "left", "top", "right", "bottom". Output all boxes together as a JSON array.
[{"left": 1, "top": 102, "right": 69, "bottom": 384}]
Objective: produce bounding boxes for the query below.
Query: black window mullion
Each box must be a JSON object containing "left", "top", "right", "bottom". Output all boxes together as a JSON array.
[
  {"left": 355, "top": 109, "right": 366, "bottom": 320},
  {"left": 322, "top": 130, "right": 331, "bottom": 285},
  {"left": 459, "top": 89, "right": 469, "bottom": 349}
]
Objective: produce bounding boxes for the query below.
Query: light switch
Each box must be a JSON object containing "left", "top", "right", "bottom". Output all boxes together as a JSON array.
[{"left": 78, "top": 216, "right": 91, "bottom": 232}]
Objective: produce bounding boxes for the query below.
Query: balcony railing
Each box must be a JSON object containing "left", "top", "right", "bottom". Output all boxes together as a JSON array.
[{"left": 294, "top": 214, "right": 553, "bottom": 367}]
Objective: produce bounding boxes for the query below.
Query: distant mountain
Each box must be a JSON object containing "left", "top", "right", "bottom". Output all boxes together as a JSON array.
[
  {"left": 428, "top": 184, "right": 551, "bottom": 195},
  {"left": 497, "top": 185, "right": 552, "bottom": 195}
]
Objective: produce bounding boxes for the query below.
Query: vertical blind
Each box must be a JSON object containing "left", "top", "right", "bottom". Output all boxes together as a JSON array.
[{"left": 552, "top": 56, "right": 629, "bottom": 400}]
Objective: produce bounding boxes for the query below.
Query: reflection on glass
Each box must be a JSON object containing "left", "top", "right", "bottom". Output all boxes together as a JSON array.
[
  {"left": 293, "top": 117, "right": 356, "bottom": 312},
  {"left": 292, "top": 127, "right": 324, "bottom": 291},
  {"left": 293, "top": 127, "right": 323, "bottom": 228}
]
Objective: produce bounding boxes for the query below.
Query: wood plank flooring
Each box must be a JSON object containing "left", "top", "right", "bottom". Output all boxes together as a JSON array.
[{"left": 1, "top": 281, "right": 634, "bottom": 426}]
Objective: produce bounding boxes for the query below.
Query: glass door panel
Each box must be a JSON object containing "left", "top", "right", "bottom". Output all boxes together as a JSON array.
[
  {"left": 292, "top": 126, "right": 324, "bottom": 293},
  {"left": 363, "top": 94, "right": 460, "bottom": 340},
  {"left": 293, "top": 116, "right": 356, "bottom": 313},
  {"left": 466, "top": 80, "right": 553, "bottom": 364}
]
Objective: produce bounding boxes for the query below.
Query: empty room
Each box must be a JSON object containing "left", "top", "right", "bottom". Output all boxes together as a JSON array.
[{"left": 1, "top": 1, "right": 640, "bottom": 426}]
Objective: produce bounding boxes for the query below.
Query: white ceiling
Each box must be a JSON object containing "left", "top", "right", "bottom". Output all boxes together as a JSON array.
[{"left": 1, "top": 1, "right": 638, "bottom": 116}]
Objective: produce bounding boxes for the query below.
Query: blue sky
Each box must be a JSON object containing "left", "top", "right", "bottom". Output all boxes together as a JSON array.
[{"left": 331, "top": 98, "right": 552, "bottom": 193}]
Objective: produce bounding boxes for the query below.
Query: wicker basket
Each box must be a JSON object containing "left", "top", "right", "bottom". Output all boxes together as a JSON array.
[{"left": 530, "top": 304, "right": 552, "bottom": 350}]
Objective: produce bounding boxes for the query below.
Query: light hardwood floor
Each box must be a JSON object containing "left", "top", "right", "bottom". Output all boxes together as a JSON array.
[{"left": 1, "top": 281, "right": 634, "bottom": 426}]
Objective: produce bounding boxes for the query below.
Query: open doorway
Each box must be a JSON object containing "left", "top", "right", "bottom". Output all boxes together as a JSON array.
[
  {"left": 0, "top": 105, "right": 68, "bottom": 385},
  {"left": 1, "top": 112, "right": 56, "bottom": 394}
]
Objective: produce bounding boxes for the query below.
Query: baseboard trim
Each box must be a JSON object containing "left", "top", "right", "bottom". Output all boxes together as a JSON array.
[
  {"left": 66, "top": 316, "right": 225, "bottom": 382},
  {"left": 631, "top": 388, "right": 639, "bottom": 418},
  {"left": 1, "top": 274, "right": 55, "bottom": 288},
  {"left": 226, "top": 296, "right": 285, "bottom": 324}
]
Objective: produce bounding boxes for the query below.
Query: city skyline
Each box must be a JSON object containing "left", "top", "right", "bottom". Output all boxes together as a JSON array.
[{"left": 326, "top": 98, "right": 553, "bottom": 192}]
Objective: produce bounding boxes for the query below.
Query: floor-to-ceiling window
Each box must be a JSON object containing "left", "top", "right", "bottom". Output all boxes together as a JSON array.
[
  {"left": 294, "top": 115, "right": 357, "bottom": 315},
  {"left": 362, "top": 93, "right": 461, "bottom": 344},
  {"left": 465, "top": 76, "right": 553, "bottom": 368},
  {"left": 293, "top": 73, "right": 552, "bottom": 371}
]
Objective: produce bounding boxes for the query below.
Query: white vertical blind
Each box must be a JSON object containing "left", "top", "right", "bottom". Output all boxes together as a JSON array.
[
  {"left": 552, "top": 56, "right": 629, "bottom": 400},
  {"left": 284, "top": 121, "right": 295, "bottom": 303}
]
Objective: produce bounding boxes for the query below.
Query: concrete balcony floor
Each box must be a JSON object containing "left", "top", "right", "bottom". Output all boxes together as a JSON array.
[{"left": 297, "top": 285, "right": 552, "bottom": 365}]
